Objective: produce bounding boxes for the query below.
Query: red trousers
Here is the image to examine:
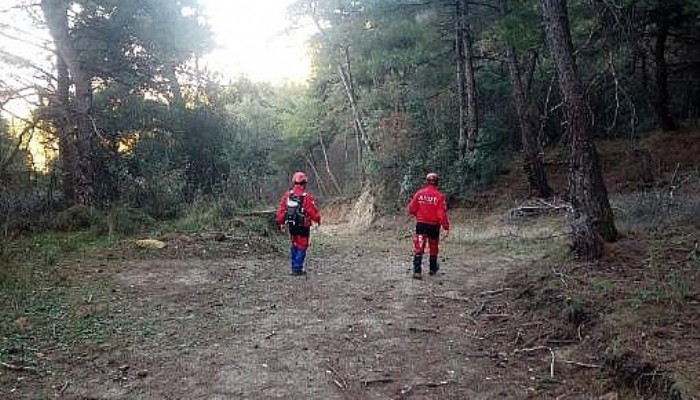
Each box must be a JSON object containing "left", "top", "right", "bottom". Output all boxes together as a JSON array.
[
  {"left": 413, "top": 233, "right": 439, "bottom": 256},
  {"left": 291, "top": 234, "right": 310, "bottom": 250}
]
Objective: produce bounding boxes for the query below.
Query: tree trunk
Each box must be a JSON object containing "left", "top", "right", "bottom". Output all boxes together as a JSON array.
[
  {"left": 73, "top": 81, "right": 96, "bottom": 206},
  {"left": 319, "top": 133, "right": 342, "bottom": 194},
  {"left": 337, "top": 47, "right": 373, "bottom": 157},
  {"left": 541, "top": 0, "right": 617, "bottom": 260},
  {"left": 305, "top": 153, "right": 328, "bottom": 197},
  {"left": 456, "top": 0, "right": 478, "bottom": 154},
  {"left": 310, "top": 8, "right": 373, "bottom": 188},
  {"left": 54, "top": 54, "right": 77, "bottom": 202},
  {"left": 653, "top": 11, "right": 676, "bottom": 131},
  {"left": 502, "top": 0, "right": 552, "bottom": 198},
  {"left": 41, "top": 0, "right": 95, "bottom": 206},
  {"left": 506, "top": 45, "right": 552, "bottom": 198}
]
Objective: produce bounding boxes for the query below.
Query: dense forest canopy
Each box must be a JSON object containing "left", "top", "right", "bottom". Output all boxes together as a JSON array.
[{"left": 1, "top": 0, "right": 699, "bottom": 259}]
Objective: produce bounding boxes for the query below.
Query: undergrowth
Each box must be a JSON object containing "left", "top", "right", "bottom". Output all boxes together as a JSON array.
[
  {"left": 0, "top": 232, "right": 134, "bottom": 381},
  {"left": 0, "top": 206, "right": 275, "bottom": 385}
]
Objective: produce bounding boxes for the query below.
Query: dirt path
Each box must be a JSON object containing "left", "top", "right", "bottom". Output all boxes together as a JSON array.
[{"left": 55, "top": 221, "right": 552, "bottom": 399}]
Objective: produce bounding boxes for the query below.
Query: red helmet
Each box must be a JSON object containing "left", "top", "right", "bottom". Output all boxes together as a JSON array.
[
  {"left": 426, "top": 172, "right": 439, "bottom": 185},
  {"left": 292, "top": 171, "right": 308, "bottom": 184}
]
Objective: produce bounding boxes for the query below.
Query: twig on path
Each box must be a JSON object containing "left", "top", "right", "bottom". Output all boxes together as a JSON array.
[
  {"left": 325, "top": 363, "right": 347, "bottom": 390},
  {"left": 478, "top": 288, "right": 512, "bottom": 296},
  {"left": 513, "top": 346, "right": 556, "bottom": 378},
  {"left": 464, "top": 313, "right": 480, "bottom": 327},
  {"left": 1, "top": 361, "right": 38, "bottom": 374},
  {"left": 399, "top": 381, "right": 451, "bottom": 399},
  {"left": 521, "top": 331, "right": 552, "bottom": 349},
  {"left": 360, "top": 377, "right": 395, "bottom": 386},
  {"left": 470, "top": 302, "right": 486, "bottom": 316},
  {"left": 551, "top": 267, "right": 568, "bottom": 288},
  {"left": 559, "top": 360, "right": 602, "bottom": 369},
  {"left": 408, "top": 326, "right": 440, "bottom": 334},
  {"left": 59, "top": 381, "right": 70, "bottom": 395},
  {"left": 483, "top": 327, "right": 508, "bottom": 338},
  {"left": 435, "top": 294, "right": 471, "bottom": 302},
  {"left": 465, "top": 332, "right": 486, "bottom": 340},
  {"left": 480, "top": 313, "right": 512, "bottom": 318},
  {"left": 264, "top": 331, "right": 276, "bottom": 339}
]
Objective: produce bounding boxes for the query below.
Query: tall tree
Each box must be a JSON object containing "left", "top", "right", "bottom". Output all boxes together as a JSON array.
[
  {"left": 294, "top": 0, "right": 374, "bottom": 177},
  {"left": 499, "top": 0, "right": 552, "bottom": 198},
  {"left": 456, "top": 0, "right": 478, "bottom": 154},
  {"left": 37, "top": 0, "right": 211, "bottom": 206},
  {"left": 540, "top": 0, "right": 617, "bottom": 260},
  {"left": 41, "top": 0, "right": 96, "bottom": 205},
  {"left": 652, "top": 4, "right": 676, "bottom": 131}
]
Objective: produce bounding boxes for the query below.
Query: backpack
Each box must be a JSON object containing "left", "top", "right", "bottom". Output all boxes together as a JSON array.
[{"left": 285, "top": 191, "right": 306, "bottom": 226}]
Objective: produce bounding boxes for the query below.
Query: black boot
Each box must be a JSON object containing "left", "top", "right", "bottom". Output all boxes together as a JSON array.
[
  {"left": 412, "top": 254, "right": 423, "bottom": 279},
  {"left": 429, "top": 256, "right": 439, "bottom": 275}
]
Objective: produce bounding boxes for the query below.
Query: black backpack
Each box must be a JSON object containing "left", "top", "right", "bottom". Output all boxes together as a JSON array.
[{"left": 285, "top": 191, "right": 306, "bottom": 226}]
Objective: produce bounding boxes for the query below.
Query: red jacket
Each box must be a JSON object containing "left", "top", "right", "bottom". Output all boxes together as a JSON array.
[
  {"left": 276, "top": 185, "right": 321, "bottom": 227},
  {"left": 408, "top": 184, "right": 450, "bottom": 230}
]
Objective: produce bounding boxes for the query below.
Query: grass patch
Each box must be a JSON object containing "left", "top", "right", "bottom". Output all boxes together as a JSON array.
[
  {"left": 153, "top": 201, "right": 236, "bottom": 235},
  {"left": 594, "top": 279, "right": 614, "bottom": 294},
  {"left": 447, "top": 213, "right": 569, "bottom": 258},
  {"left": 1, "top": 231, "right": 112, "bottom": 265},
  {"left": 0, "top": 231, "right": 147, "bottom": 379}
]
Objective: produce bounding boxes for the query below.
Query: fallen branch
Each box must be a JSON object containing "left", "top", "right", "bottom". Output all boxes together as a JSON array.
[
  {"left": 59, "top": 381, "right": 70, "bottom": 395},
  {"left": 506, "top": 198, "right": 572, "bottom": 220},
  {"left": 360, "top": 377, "right": 395, "bottom": 386},
  {"left": 480, "top": 313, "right": 512, "bottom": 318},
  {"left": 264, "top": 331, "right": 276, "bottom": 339},
  {"left": 470, "top": 302, "right": 486, "bottom": 316},
  {"left": 1, "top": 361, "right": 38, "bottom": 374},
  {"left": 400, "top": 380, "right": 451, "bottom": 399},
  {"left": 478, "top": 288, "right": 512, "bottom": 296},
  {"left": 559, "top": 360, "right": 602, "bottom": 369},
  {"left": 551, "top": 267, "right": 568, "bottom": 288},
  {"left": 483, "top": 328, "right": 508, "bottom": 338},
  {"left": 408, "top": 326, "right": 440, "bottom": 334},
  {"left": 435, "top": 294, "right": 471, "bottom": 302},
  {"left": 464, "top": 314, "right": 480, "bottom": 327},
  {"left": 513, "top": 346, "right": 555, "bottom": 378},
  {"left": 325, "top": 363, "right": 347, "bottom": 390}
]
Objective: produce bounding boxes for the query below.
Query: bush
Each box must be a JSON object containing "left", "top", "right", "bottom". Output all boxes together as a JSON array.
[
  {"left": 107, "top": 207, "right": 155, "bottom": 235},
  {"left": 53, "top": 205, "right": 106, "bottom": 232},
  {"left": 613, "top": 188, "right": 700, "bottom": 233}
]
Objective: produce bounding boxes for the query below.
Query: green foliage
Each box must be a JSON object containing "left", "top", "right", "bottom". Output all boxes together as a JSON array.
[
  {"left": 631, "top": 286, "right": 662, "bottom": 309},
  {"left": 494, "top": 0, "right": 542, "bottom": 52},
  {"left": 668, "top": 271, "right": 693, "bottom": 301},
  {"left": 0, "top": 237, "right": 143, "bottom": 375},
  {"left": 594, "top": 279, "right": 614, "bottom": 293},
  {"left": 119, "top": 145, "right": 186, "bottom": 220},
  {"left": 168, "top": 197, "right": 231, "bottom": 233},
  {"left": 69, "top": 0, "right": 212, "bottom": 91},
  {"left": 612, "top": 186, "right": 700, "bottom": 234},
  {"left": 629, "top": 269, "right": 695, "bottom": 309},
  {"left": 107, "top": 206, "right": 155, "bottom": 235},
  {"left": 3, "top": 0, "right": 699, "bottom": 230},
  {"left": 53, "top": 205, "right": 105, "bottom": 232},
  {"left": 688, "top": 246, "right": 700, "bottom": 270}
]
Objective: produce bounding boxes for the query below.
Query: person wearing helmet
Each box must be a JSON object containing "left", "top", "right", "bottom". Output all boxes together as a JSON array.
[
  {"left": 407, "top": 172, "right": 450, "bottom": 279},
  {"left": 276, "top": 171, "right": 321, "bottom": 275}
]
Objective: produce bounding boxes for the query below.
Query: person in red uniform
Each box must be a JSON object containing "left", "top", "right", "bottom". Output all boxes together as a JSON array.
[
  {"left": 276, "top": 171, "right": 321, "bottom": 275},
  {"left": 407, "top": 172, "right": 450, "bottom": 279}
]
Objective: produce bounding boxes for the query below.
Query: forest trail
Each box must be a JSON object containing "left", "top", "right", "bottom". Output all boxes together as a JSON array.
[{"left": 60, "top": 218, "right": 558, "bottom": 399}]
